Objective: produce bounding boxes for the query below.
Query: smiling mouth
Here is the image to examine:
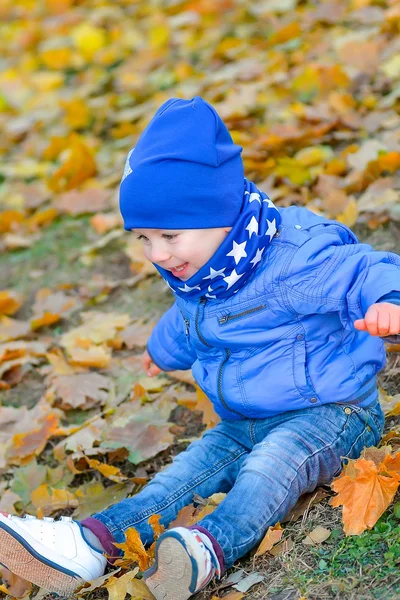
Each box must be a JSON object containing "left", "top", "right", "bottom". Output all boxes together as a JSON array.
[{"left": 171, "top": 263, "right": 188, "bottom": 272}]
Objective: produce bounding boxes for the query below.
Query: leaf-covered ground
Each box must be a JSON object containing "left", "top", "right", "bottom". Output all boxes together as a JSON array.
[{"left": 1, "top": 0, "right": 400, "bottom": 598}]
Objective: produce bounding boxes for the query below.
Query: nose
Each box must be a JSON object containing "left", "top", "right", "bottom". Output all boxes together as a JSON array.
[{"left": 146, "top": 242, "right": 171, "bottom": 265}]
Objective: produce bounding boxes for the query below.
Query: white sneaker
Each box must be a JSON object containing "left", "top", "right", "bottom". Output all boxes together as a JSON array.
[
  {"left": 143, "top": 527, "right": 219, "bottom": 600},
  {"left": 0, "top": 512, "right": 107, "bottom": 596}
]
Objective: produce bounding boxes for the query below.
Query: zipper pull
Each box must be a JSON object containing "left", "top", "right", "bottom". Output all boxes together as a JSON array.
[
  {"left": 219, "top": 315, "right": 229, "bottom": 324},
  {"left": 200, "top": 296, "right": 207, "bottom": 305},
  {"left": 184, "top": 318, "right": 189, "bottom": 336}
]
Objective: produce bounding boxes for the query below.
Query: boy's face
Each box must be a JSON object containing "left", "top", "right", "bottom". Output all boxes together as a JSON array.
[{"left": 131, "top": 227, "right": 232, "bottom": 280}]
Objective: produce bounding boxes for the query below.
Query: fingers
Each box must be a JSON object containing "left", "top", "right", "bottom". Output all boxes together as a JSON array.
[
  {"left": 355, "top": 303, "right": 400, "bottom": 337},
  {"left": 141, "top": 351, "right": 162, "bottom": 376},
  {"left": 354, "top": 319, "right": 366, "bottom": 331}
]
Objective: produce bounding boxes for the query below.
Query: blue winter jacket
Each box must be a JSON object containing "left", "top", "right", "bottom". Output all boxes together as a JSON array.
[{"left": 147, "top": 207, "right": 400, "bottom": 420}]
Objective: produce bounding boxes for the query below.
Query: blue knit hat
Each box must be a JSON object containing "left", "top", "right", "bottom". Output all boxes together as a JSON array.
[{"left": 119, "top": 96, "right": 244, "bottom": 230}]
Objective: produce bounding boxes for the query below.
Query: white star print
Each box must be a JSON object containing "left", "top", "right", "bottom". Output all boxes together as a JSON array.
[
  {"left": 245, "top": 216, "right": 258, "bottom": 238},
  {"left": 250, "top": 247, "right": 264, "bottom": 268},
  {"left": 223, "top": 269, "right": 245, "bottom": 290},
  {"left": 177, "top": 283, "right": 201, "bottom": 292},
  {"left": 265, "top": 218, "right": 277, "bottom": 239},
  {"left": 203, "top": 267, "right": 226, "bottom": 280},
  {"left": 248, "top": 192, "right": 261, "bottom": 204},
  {"left": 205, "top": 293, "right": 217, "bottom": 299},
  {"left": 226, "top": 240, "right": 247, "bottom": 265},
  {"left": 262, "top": 196, "right": 275, "bottom": 209}
]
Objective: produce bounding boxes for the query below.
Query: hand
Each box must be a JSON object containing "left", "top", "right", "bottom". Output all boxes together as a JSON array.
[
  {"left": 141, "top": 349, "right": 162, "bottom": 376},
  {"left": 354, "top": 302, "right": 400, "bottom": 337}
]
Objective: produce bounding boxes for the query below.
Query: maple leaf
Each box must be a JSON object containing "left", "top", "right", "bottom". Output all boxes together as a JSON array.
[
  {"left": 331, "top": 455, "right": 400, "bottom": 535},
  {"left": 113, "top": 527, "right": 150, "bottom": 571}
]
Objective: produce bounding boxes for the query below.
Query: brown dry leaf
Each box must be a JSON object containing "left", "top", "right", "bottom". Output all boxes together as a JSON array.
[
  {"left": 0, "top": 567, "right": 32, "bottom": 598},
  {"left": 30, "top": 288, "right": 79, "bottom": 330},
  {"left": 282, "top": 488, "right": 330, "bottom": 523},
  {"left": 336, "top": 39, "right": 382, "bottom": 75},
  {"left": 113, "top": 527, "right": 150, "bottom": 571},
  {"left": 90, "top": 212, "right": 121, "bottom": 234},
  {"left": 331, "top": 456, "right": 399, "bottom": 535},
  {"left": 269, "top": 536, "right": 294, "bottom": 557},
  {"left": 6, "top": 413, "right": 60, "bottom": 466},
  {"left": 0, "top": 290, "right": 23, "bottom": 316},
  {"left": 50, "top": 372, "right": 110, "bottom": 410},
  {"left": 54, "top": 187, "right": 111, "bottom": 215},
  {"left": 0, "top": 316, "right": 30, "bottom": 342},
  {"left": 255, "top": 523, "right": 283, "bottom": 557},
  {"left": 195, "top": 386, "right": 221, "bottom": 429},
  {"left": 303, "top": 525, "right": 331, "bottom": 545},
  {"left": 121, "top": 320, "right": 156, "bottom": 349},
  {"left": 124, "top": 237, "right": 158, "bottom": 276}
]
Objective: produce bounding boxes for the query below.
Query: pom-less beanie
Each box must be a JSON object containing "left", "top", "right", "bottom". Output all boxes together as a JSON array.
[{"left": 119, "top": 96, "right": 244, "bottom": 230}]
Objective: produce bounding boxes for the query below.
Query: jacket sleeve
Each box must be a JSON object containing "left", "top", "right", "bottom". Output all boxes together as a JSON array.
[
  {"left": 282, "top": 235, "right": 400, "bottom": 328},
  {"left": 146, "top": 302, "right": 197, "bottom": 371}
]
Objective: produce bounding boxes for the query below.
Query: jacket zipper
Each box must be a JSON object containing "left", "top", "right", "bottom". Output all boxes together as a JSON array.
[
  {"left": 195, "top": 297, "right": 212, "bottom": 347},
  {"left": 219, "top": 304, "right": 266, "bottom": 325},
  {"left": 217, "top": 349, "right": 246, "bottom": 418},
  {"left": 195, "top": 297, "right": 245, "bottom": 417}
]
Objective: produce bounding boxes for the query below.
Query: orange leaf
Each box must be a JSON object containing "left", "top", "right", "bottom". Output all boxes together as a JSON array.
[
  {"left": 331, "top": 457, "right": 399, "bottom": 535},
  {"left": 48, "top": 138, "right": 96, "bottom": 192},
  {"left": 255, "top": 523, "right": 283, "bottom": 557},
  {"left": 0, "top": 291, "right": 23, "bottom": 316},
  {"left": 113, "top": 527, "right": 150, "bottom": 570},
  {"left": 148, "top": 514, "right": 165, "bottom": 540}
]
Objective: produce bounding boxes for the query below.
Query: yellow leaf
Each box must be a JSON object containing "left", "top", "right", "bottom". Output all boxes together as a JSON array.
[
  {"left": 335, "top": 198, "right": 358, "bottom": 227},
  {"left": 31, "top": 484, "right": 78, "bottom": 514},
  {"left": 71, "top": 23, "right": 107, "bottom": 60},
  {"left": 67, "top": 345, "right": 112, "bottom": 369}
]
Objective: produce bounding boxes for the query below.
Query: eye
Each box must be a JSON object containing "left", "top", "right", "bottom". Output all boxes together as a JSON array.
[
  {"left": 137, "top": 235, "right": 149, "bottom": 243},
  {"left": 162, "top": 234, "right": 178, "bottom": 241}
]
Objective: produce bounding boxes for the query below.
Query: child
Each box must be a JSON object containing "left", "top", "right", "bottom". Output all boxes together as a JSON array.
[{"left": 0, "top": 97, "right": 399, "bottom": 600}]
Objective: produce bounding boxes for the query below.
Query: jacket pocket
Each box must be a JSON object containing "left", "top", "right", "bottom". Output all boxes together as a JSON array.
[
  {"left": 292, "top": 333, "right": 317, "bottom": 400},
  {"left": 218, "top": 303, "right": 268, "bottom": 325}
]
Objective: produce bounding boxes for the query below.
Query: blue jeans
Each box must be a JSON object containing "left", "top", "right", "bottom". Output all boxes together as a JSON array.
[{"left": 93, "top": 399, "right": 384, "bottom": 569}]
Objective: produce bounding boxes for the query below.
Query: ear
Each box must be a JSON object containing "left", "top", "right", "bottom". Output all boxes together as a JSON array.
[{"left": 224, "top": 226, "right": 233, "bottom": 233}]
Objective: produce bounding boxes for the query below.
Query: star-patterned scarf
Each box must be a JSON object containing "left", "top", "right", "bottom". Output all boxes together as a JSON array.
[{"left": 155, "top": 178, "right": 282, "bottom": 301}]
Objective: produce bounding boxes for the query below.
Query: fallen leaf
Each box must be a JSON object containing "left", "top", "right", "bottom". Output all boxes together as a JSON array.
[
  {"left": 255, "top": 523, "right": 283, "bottom": 557},
  {"left": 114, "top": 527, "right": 150, "bottom": 571},
  {"left": 303, "top": 525, "right": 331, "bottom": 545},
  {"left": 0, "top": 291, "right": 23, "bottom": 316},
  {"left": 331, "top": 455, "right": 399, "bottom": 535},
  {"left": 50, "top": 372, "right": 110, "bottom": 410}
]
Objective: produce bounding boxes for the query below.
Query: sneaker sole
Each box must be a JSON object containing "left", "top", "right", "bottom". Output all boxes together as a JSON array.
[
  {"left": 0, "top": 521, "right": 82, "bottom": 596},
  {"left": 144, "top": 533, "right": 198, "bottom": 600}
]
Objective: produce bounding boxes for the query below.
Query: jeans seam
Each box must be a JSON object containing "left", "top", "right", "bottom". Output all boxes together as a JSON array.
[
  {"left": 118, "top": 449, "right": 248, "bottom": 532},
  {"left": 230, "top": 421, "right": 366, "bottom": 556}
]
